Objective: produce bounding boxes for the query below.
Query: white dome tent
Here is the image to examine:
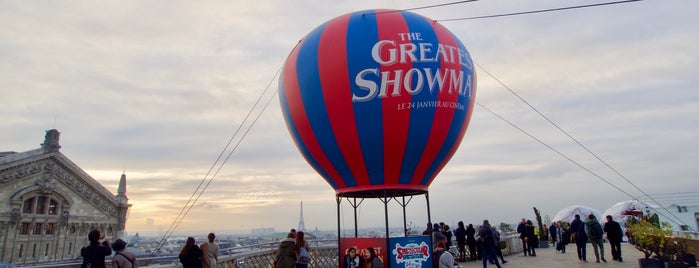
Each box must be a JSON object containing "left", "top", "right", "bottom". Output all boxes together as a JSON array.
[
  {"left": 602, "top": 200, "right": 658, "bottom": 225},
  {"left": 551, "top": 205, "right": 602, "bottom": 223}
]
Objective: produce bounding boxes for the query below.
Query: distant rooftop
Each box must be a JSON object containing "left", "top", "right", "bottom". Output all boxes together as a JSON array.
[{"left": 0, "top": 151, "right": 17, "bottom": 158}]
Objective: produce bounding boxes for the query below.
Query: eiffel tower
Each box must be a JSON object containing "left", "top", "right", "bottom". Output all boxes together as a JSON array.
[{"left": 297, "top": 201, "right": 306, "bottom": 232}]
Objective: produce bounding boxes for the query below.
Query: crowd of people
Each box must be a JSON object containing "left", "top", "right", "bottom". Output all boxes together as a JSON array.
[
  {"left": 78, "top": 214, "right": 626, "bottom": 268},
  {"left": 424, "top": 214, "right": 625, "bottom": 267},
  {"left": 424, "top": 219, "right": 506, "bottom": 268},
  {"left": 548, "top": 213, "right": 624, "bottom": 263},
  {"left": 78, "top": 229, "right": 221, "bottom": 268}
]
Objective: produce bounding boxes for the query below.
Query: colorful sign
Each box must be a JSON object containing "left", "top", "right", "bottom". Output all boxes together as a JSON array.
[
  {"left": 279, "top": 9, "right": 476, "bottom": 195},
  {"left": 389, "top": 236, "right": 433, "bottom": 267}
]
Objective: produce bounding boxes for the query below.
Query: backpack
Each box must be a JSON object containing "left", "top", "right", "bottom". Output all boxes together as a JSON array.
[
  {"left": 590, "top": 222, "right": 603, "bottom": 237},
  {"left": 481, "top": 228, "right": 494, "bottom": 247}
]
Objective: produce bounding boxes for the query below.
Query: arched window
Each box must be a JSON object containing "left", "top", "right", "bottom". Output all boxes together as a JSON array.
[{"left": 21, "top": 195, "right": 61, "bottom": 215}]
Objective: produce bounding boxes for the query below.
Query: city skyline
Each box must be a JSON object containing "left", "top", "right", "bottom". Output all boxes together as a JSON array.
[{"left": 2, "top": 1, "right": 697, "bottom": 237}]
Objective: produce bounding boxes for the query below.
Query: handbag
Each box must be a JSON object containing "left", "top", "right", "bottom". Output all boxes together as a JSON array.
[
  {"left": 297, "top": 246, "right": 311, "bottom": 264},
  {"left": 498, "top": 240, "right": 507, "bottom": 249}
]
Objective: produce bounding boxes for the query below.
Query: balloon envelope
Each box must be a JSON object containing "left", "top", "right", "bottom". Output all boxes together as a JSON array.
[{"left": 279, "top": 10, "right": 476, "bottom": 197}]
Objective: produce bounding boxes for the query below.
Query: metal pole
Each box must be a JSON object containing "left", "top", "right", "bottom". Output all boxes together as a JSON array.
[
  {"left": 336, "top": 195, "right": 342, "bottom": 267},
  {"left": 353, "top": 197, "right": 358, "bottom": 238},
  {"left": 425, "top": 192, "right": 433, "bottom": 249},
  {"left": 384, "top": 192, "right": 390, "bottom": 239},
  {"left": 402, "top": 196, "right": 408, "bottom": 236},
  {"left": 383, "top": 191, "right": 391, "bottom": 268}
]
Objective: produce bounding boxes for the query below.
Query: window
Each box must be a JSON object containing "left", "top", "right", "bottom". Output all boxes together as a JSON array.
[
  {"left": 23, "top": 198, "right": 35, "bottom": 214},
  {"left": 19, "top": 244, "right": 23, "bottom": 258},
  {"left": 678, "top": 206, "right": 688, "bottom": 213},
  {"left": 33, "top": 223, "right": 43, "bottom": 235},
  {"left": 22, "top": 196, "right": 62, "bottom": 215},
  {"left": 46, "top": 223, "right": 55, "bottom": 235},
  {"left": 680, "top": 225, "right": 689, "bottom": 231},
  {"left": 20, "top": 222, "right": 30, "bottom": 235},
  {"left": 45, "top": 243, "right": 49, "bottom": 256},
  {"left": 36, "top": 196, "right": 47, "bottom": 214},
  {"left": 48, "top": 199, "right": 59, "bottom": 215},
  {"left": 32, "top": 243, "right": 37, "bottom": 258}
]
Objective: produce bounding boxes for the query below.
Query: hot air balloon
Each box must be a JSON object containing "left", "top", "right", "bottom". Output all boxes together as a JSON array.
[{"left": 279, "top": 9, "right": 476, "bottom": 198}]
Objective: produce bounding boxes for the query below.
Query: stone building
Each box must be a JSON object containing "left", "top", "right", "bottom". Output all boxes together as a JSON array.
[{"left": 0, "top": 129, "right": 131, "bottom": 265}]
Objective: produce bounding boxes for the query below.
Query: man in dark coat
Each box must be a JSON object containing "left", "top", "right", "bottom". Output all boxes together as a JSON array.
[
  {"left": 81, "top": 229, "right": 112, "bottom": 268},
  {"left": 466, "top": 224, "right": 477, "bottom": 261},
  {"left": 570, "top": 214, "right": 588, "bottom": 262},
  {"left": 604, "top": 215, "right": 624, "bottom": 262},
  {"left": 516, "top": 218, "right": 528, "bottom": 256},
  {"left": 524, "top": 220, "right": 537, "bottom": 257}
]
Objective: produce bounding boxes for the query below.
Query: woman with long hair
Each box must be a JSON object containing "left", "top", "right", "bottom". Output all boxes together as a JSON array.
[
  {"left": 179, "top": 237, "right": 203, "bottom": 268},
  {"left": 294, "top": 231, "right": 311, "bottom": 268},
  {"left": 366, "top": 247, "right": 383, "bottom": 268}
]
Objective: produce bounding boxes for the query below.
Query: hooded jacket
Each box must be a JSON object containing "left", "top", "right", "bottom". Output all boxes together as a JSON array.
[{"left": 276, "top": 238, "right": 296, "bottom": 268}]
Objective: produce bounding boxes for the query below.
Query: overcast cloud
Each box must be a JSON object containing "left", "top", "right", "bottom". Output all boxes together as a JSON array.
[{"left": 1, "top": 0, "right": 697, "bottom": 236}]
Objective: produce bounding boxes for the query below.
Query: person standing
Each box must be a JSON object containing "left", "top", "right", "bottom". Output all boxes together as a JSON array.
[
  {"left": 422, "top": 223, "right": 432, "bottom": 235},
  {"left": 200, "top": 233, "right": 219, "bottom": 268},
  {"left": 586, "top": 214, "right": 607, "bottom": 263},
  {"left": 466, "top": 224, "right": 477, "bottom": 261},
  {"left": 525, "top": 220, "right": 537, "bottom": 257},
  {"left": 432, "top": 223, "right": 446, "bottom": 249},
  {"left": 111, "top": 239, "right": 137, "bottom": 268},
  {"left": 454, "top": 221, "right": 467, "bottom": 262},
  {"left": 492, "top": 226, "right": 507, "bottom": 264},
  {"left": 479, "top": 220, "right": 502, "bottom": 268},
  {"left": 295, "top": 231, "right": 311, "bottom": 268},
  {"left": 549, "top": 222, "right": 558, "bottom": 250},
  {"left": 276, "top": 232, "right": 297, "bottom": 268},
  {"left": 555, "top": 221, "right": 568, "bottom": 253},
  {"left": 179, "top": 237, "right": 203, "bottom": 268},
  {"left": 516, "top": 218, "right": 528, "bottom": 256},
  {"left": 81, "top": 229, "right": 112, "bottom": 268},
  {"left": 442, "top": 224, "right": 453, "bottom": 251},
  {"left": 604, "top": 215, "right": 624, "bottom": 262},
  {"left": 570, "top": 214, "right": 588, "bottom": 262}
]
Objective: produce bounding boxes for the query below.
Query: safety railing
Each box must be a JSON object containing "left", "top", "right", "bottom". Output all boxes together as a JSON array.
[{"left": 16, "top": 237, "right": 526, "bottom": 268}]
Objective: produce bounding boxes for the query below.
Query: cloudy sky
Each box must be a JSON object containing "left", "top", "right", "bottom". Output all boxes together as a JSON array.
[{"left": 2, "top": 1, "right": 697, "bottom": 237}]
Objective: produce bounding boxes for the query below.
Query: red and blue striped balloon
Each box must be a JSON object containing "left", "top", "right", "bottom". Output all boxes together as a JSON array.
[{"left": 279, "top": 9, "right": 476, "bottom": 196}]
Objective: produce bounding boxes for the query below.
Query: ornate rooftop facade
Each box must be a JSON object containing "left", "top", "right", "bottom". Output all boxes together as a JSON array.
[{"left": 0, "top": 129, "right": 131, "bottom": 265}]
